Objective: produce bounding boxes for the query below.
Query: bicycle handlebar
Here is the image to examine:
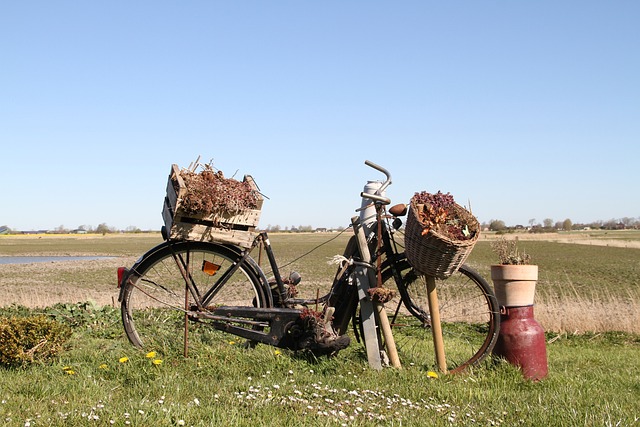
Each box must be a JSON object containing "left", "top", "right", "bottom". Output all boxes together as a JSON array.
[
  {"left": 361, "top": 160, "right": 392, "bottom": 204},
  {"left": 361, "top": 192, "right": 391, "bottom": 204}
]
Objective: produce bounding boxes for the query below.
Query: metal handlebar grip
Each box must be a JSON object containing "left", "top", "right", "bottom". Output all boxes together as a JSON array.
[
  {"left": 364, "top": 160, "right": 392, "bottom": 195},
  {"left": 360, "top": 192, "right": 391, "bottom": 205}
]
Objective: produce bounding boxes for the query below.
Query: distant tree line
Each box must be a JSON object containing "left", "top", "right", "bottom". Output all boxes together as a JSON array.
[
  {"left": 0, "top": 222, "right": 346, "bottom": 235},
  {"left": 0, "top": 223, "right": 148, "bottom": 235},
  {"left": 484, "top": 216, "right": 640, "bottom": 233},
  {"left": 3, "top": 216, "right": 638, "bottom": 236},
  {"left": 260, "top": 224, "right": 346, "bottom": 233}
]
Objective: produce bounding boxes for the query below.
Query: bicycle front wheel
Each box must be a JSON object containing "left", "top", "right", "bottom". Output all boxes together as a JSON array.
[
  {"left": 383, "top": 261, "right": 499, "bottom": 373},
  {"left": 121, "top": 241, "right": 268, "bottom": 353}
]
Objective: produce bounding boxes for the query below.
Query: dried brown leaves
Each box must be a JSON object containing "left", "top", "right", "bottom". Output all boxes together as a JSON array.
[
  {"left": 178, "top": 165, "right": 259, "bottom": 216},
  {"left": 368, "top": 287, "right": 396, "bottom": 304},
  {"left": 411, "top": 191, "right": 477, "bottom": 241}
]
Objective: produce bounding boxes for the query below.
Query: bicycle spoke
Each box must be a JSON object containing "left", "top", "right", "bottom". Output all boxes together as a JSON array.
[
  {"left": 383, "top": 262, "right": 498, "bottom": 373},
  {"left": 121, "top": 242, "right": 267, "bottom": 354}
]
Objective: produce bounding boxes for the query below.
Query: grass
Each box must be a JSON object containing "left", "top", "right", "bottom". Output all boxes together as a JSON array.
[
  {"left": 1, "top": 303, "right": 638, "bottom": 426},
  {"left": 1, "top": 232, "right": 639, "bottom": 425},
  {"left": 468, "top": 238, "right": 640, "bottom": 301},
  {"left": 466, "top": 237, "right": 640, "bottom": 334}
]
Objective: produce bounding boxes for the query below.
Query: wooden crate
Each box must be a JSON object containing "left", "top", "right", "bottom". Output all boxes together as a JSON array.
[{"left": 162, "top": 164, "right": 263, "bottom": 248}]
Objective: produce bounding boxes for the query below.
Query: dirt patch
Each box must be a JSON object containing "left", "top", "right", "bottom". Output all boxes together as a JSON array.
[
  {"left": 553, "top": 238, "right": 640, "bottom": 249},
  {"left": 0, "top": 257, "right": 136, "bottom": 308},
  {"left": 481, "top": 232, "right": 640, "bottom": 249}
]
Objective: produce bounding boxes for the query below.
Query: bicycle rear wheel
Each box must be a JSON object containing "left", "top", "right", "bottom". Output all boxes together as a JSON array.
[
  {"left": 121, "top": 241, "right": 268, "bottom": 353},
  {"left": 383, "top": 260, "right": 499, "bottom": 373}
]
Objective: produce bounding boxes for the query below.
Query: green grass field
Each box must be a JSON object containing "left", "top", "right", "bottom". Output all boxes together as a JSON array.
[{"left": 0, "top": 232, "right": 639, "bottom": 426}]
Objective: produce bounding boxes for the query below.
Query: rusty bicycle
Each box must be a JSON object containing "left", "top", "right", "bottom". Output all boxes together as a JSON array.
[{"left": 118, "top": 161, "right": 499, "bottom": 373}]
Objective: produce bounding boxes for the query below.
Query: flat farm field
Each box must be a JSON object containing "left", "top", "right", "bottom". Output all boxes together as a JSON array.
[
  {"left": 0, "top": 230, "right": 638, "bottom": 334},
  {"left": 0, "top": 231, "right": 639, "bottom": 426}
]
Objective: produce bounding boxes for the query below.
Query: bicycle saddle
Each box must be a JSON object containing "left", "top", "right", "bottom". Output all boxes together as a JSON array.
[{"left": 389, "top": 204, "right": 407, "bottom": 217}]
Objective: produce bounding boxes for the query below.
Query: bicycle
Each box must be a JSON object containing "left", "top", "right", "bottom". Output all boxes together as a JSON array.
[{"left": 117, "top": 161, "right": 499, "bottom": 373}]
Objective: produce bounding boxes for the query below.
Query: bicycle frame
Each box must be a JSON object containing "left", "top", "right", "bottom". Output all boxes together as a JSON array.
[
  {"left": 173, "top": 202, "right": 413, "bottom": 352},
  {"left": 164, "top": 227, "right": 370, "bottom": 351},
  {"left": 119, "top": 192, "right": 405, "bottom": 355},
  {"left": 120, "top": 160, "right": 496, "bottom": 371}
]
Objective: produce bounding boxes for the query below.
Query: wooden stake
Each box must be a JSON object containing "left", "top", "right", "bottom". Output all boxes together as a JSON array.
[
  {"left": 426, "top": 275, "right": 447, "bottom": 373},
  {"left": 375, "top": 301, "right": 401, "bottom": 368}
]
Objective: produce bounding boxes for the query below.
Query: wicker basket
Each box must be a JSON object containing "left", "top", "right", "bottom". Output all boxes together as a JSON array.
[{"left": 404, "top": 200, "right": 479, "bottom": 279}]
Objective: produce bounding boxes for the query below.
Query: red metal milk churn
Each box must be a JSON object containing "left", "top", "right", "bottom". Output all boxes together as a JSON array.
[{"left": 491, "top": 265, "right": 548, "bottom": 381}]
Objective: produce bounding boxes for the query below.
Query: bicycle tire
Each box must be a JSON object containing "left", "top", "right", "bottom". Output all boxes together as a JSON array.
[
  {"left": 382, "top": 260, "right": 499, "bottom": 373},
  {"left": 121, "top": 240, "right": 269, "bottom": 353}
]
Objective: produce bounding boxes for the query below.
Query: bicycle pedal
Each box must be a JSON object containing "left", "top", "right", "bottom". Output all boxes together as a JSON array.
[
  {"left": 288, "top": 271, "right": 302, "bottom": 285},
  {"left": 380, "top": 350, "right": 390, "bottom": 367}
]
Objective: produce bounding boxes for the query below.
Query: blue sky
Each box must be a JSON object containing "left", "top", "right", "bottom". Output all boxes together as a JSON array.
[{"left": 2, "top": 1, "right": 638, "bottom": 231}]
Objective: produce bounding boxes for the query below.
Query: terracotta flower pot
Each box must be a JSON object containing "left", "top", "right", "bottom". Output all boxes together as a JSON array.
[{"left": 490, "top": 264, "right": 538, "bottom": 307}]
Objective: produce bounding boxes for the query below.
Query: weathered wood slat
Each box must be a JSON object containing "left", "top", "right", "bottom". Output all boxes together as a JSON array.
[
  {"left": 162, "top": 164, "right": 263, "bottom": 248},
  {"left": 351, "top": 216, "right": 382, "bottom": 370}
]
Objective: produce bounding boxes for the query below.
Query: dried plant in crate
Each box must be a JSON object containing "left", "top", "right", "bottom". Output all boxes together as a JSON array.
[{"left": 178, "top": 162, "right": 259, "bottom": 216}]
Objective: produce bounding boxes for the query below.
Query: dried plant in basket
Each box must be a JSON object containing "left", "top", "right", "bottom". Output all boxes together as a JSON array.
[
  {"left": 410, "top": 191, "right": 478, "bottom": 241},
  {"left": 178, "top": 163, "right": 260, "bottom": 216},
  {"left": 404, "top": 191, "right": 480, "bottom": 279}
]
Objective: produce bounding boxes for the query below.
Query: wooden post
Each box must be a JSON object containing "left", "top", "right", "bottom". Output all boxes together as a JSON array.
[
  {"left": 355, "top": 269, "right": 382, "bottom": 370},
  {"left": 375, "top": 301, "right": 401, "bottom": 368},
  {"left": 351, "top": 217, "right": 382, "bottom": 370},
  {"left": 426, "top": 275, "right": 447, "bottom": 373},
  {"left": 351, "top": 217, "right": 401, "bottom": 369}
]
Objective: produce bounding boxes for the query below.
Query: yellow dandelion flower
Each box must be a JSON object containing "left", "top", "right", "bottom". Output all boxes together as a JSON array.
[
  {"left": 427, "top": 371, "right": 439, "bottom": 379},
  {"left": 99, "top": 364, "right": 108, "bottom": 370},
  {"left": 152, "top": 359, "right": 163, "bottom": 365},
  {"left": 274, "top": 350, "right": 282, "bottom": 356},
  {"left": 119, "top": 357, "right": 129, "bottom": 363},
  {"left": 228, "top": 341, "right": 236, "bottom": 345},
  {"left": 145, "top": 351, "right": 156, "bottom": 359},
  {"left": 65, "top": 369, "right": 75, "bottom": 375}
]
